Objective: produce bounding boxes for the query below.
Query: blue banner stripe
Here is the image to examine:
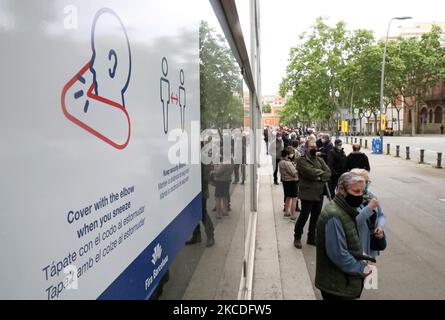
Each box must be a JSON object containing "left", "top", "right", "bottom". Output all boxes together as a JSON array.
[{"left": 98, "top": 193, "right": 202, "bottom": 300}]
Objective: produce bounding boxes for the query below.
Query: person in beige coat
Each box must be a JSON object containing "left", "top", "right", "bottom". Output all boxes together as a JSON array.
[{"left": 279, "top": 146, "right": 299, "bottom": 220}]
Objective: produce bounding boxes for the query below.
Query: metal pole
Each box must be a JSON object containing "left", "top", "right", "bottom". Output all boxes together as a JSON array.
[
  {"left": 387, "top": 143, "right": 390, "bottom": 155},
  {"left": 379, "top": 16, "right": 412, "bottom": 154},
  {"left": 249, "top": 0, "right": 258, "bottom": 212},
  {"left": 379, "top": 19, "right": 393, "bottom": 154},
  {"left": 406, "top": 146, "right": 410, "bottom": 160},
  {"left": 437, "top": 152, "right": 443, "bottom": 169},
  {"left": 420, "top": 149, "right": 424, "bottom": 164},
  {"left": 365, "top": 139, "right": 368, "bottom": 149},
  {"left": 396, "top": 145, "right": 400, "bottom": 157}
]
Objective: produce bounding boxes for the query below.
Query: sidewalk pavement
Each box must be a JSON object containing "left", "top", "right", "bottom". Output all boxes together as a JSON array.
[{"left": 252, "top": 149, "right": 316, "bottom": 300}]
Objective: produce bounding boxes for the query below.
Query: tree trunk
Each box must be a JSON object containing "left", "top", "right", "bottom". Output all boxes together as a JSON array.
[
  {"left": 373, "top": 112, "right": 378, "bottom": 135},
  {"left": 411, "top": 99, "right": 416, "bottom": 136},
  {"left": 365, "top": 117, "right": 371, "bottom": 135},
  {"left": 396, "top": 109, "right": 401, "bottom": 135}
]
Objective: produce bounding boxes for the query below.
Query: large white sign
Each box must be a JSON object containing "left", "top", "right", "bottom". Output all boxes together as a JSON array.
[{"left": 0, "top": 1, "right": 201, "bottom": 299}]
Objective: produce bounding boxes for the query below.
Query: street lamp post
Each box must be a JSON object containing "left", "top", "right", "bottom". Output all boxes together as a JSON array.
[
  {"left": 379, "top": 16, "right": 412, "bottom": 152},
  {"left": 364, "top": 109, "right": 372, "bottom": 135},
  {"left": 330, "top": 89, "right": 340, "bottom": 137},
  {"left": 335, "top": 90, "right": 340, "bottom": 138}
]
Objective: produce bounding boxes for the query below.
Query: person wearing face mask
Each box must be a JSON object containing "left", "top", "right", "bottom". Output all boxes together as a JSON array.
[
  {"left": 279, "top": 147, "right": 299, "bottom": 220},
  {"left": 318, "top": 133, "right": 334, "bottom": 163},
  {"left": 315, "top": 172, "right": 372, "bottom": 300},
  {"left": 327, "top": 139, "right": 348, "bottom": 197},
  {"left": 350, "top": 169, "right": 386, "bottom": 259},
  {"left": 269, "top": 132, "right": 284, "bottom": 185},
  {"left": 293, "top": 140, "right": 331, "bottom": 248},
  {"left": 291, "top": 145, "right": 302, "bottom": 212},
  {"left": 297, "top": 137, "right": 306, "bottom": 156}
]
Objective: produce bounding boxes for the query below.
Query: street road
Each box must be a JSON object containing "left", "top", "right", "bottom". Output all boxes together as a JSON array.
[{"left": 347, "top": 135, "right": 445, "bottom": 166}]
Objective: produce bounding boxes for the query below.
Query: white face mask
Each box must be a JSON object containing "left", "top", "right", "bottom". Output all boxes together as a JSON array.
[{"left": 289, "top": 154, "right": 294, "bottom": 159}]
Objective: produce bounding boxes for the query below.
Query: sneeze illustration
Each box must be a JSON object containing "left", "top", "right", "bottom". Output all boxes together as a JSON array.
[{"left": 61, "top": 8, "right": 132, "bottom": 149}]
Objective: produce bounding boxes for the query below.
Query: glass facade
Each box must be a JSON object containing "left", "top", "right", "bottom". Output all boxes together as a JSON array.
[
  {"left": 0, "top": 0, "right": 260, "bottom": 300},
  {"left": 157, "top": 0, "right": 261, "bottom": 300}
]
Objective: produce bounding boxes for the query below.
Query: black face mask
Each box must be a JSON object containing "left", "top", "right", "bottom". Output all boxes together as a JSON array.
[
  {"left": 309, "top": 149, "right": 317, "bottom": 157},
  {"left": 344, "top": 192, "right": 364, "bottom": 208}
]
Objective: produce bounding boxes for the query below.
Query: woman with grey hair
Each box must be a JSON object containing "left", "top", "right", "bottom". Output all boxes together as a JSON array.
[
  {"left": 350, "top": 169, "right": 386, "bottom": 258},
  {"left": 315, "top": 172, "right": 372, "bottom": 300}
]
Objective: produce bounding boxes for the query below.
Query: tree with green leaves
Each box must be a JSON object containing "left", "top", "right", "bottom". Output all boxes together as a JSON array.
[
  {"left": 388, "top": 25, "right": 445, "bottom": 135},
  {"left": 262, "top": 103, "right": 272, "bottom": 114},
  {"left": 280, "top": 18, "right": 445, "bottom": 136},
  {"left": 280, "top": 17, "right": 375, "bottom": 133},
  {"left": 200, "top": 21, "right": 244, "bottom": 131}
]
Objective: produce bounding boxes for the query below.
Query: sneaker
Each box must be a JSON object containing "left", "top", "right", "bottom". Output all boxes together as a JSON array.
[
  {"left": 212, "top": 207, "right": 217, "bottom": 212},
  {"left": 293, "top": 239, "right": 302, "bottom": 249},
  {"left": 274, "top": 182, "right": 279, "bottom": 185},
  {"left": 206, "top": 238, "right": 215, "bottom": 247},
  {"left": 307, "top": 239, "right": 316, "bottom": 246}
]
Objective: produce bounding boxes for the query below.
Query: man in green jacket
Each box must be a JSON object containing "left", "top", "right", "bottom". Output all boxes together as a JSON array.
[
  {"left": 294, "top": 140, "right": 331, "bottom": 249},
  {"left": 315, "top": 172, "right": 373, "bottom": 300}
]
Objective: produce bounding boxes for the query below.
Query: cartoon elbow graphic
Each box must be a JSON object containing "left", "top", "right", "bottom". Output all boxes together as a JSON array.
[{"left": 61, "top": 8, "right": 132, "bottom": 149}]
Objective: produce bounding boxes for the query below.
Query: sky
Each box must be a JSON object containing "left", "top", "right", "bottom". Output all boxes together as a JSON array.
[{"left": 260, "top": 0, "right": 445, "bottom": 95}]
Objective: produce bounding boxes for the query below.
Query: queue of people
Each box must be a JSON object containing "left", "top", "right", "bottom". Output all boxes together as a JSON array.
[
  {"left": 185, "top": 130, "right": 248, "bottom": 248},
  {"left": 267, "top": 125, "right": 385, "bottom": 300}
]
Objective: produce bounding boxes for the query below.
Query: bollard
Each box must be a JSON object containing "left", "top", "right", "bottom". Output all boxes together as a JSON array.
[
  {"left": 360, "top": 138, "right": 362, "bottom": 147},
  {"left": 354, "top": 138, "right": 358, "bottom": 144},
  {"left": 406, "top": 146, "right": 410, "bottom": 160},
  {"left": 346, "top": 136, "right": 349, "bottom": 144},
  {"left": 396, "top": 145, "right": 400, "bottom": 157},
  {"left": 387, "top": 143, "right": 390, "bottom": 155},
  {"left": 365, "top": 139, "right": 368, "bottom": 149},
  {"left": 437, "top": 152, "right": 443, "bottom": 169},
  {"left": 419, "top": 149, "right": 425, "bottom": 164}
]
